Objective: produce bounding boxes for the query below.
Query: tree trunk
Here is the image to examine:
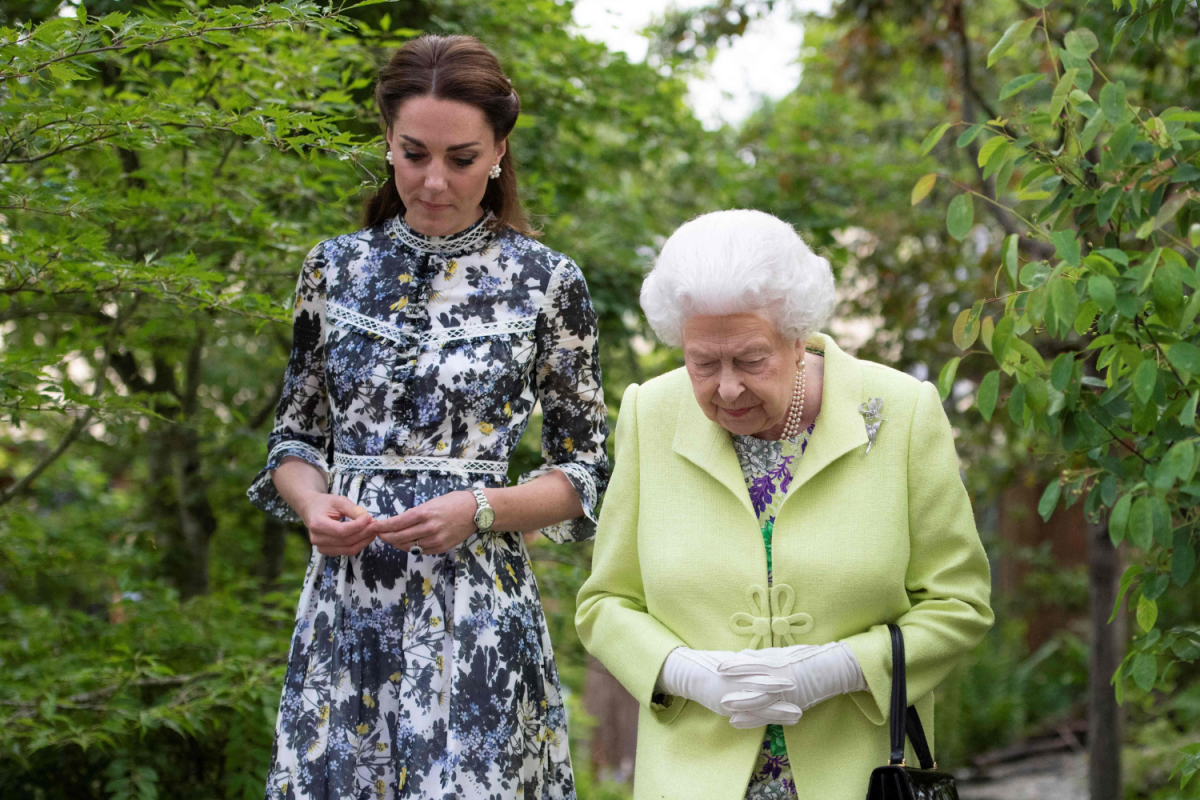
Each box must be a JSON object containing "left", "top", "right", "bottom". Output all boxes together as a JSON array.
[
  {"left": 1088, "top": 519, "right": 1124, "bottom": 800},
  {"left": 172, "top": 422, "right": 216, "bottom": 599},
  {"left": 258, "top": 515, "right": 291, "bottom": 587}
]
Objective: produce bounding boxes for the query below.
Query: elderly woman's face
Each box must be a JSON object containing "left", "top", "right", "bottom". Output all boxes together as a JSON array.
[{"left": 682, "top": 313, "right": 804, "bottom": 438}]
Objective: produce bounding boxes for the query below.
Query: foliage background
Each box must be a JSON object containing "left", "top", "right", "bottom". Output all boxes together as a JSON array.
[{"left": 2, "top": 0, "right": 1199, "bottom": 797}]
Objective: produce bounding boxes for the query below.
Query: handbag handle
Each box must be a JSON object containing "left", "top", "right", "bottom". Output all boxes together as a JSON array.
[{"left": 886, "top": 623, "right": 935, "bottom": 770}]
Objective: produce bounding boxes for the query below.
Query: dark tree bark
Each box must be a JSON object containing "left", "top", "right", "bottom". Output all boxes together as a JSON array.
[{"left": 1088, "top": 519, "right": 1125, "bottom": 800}]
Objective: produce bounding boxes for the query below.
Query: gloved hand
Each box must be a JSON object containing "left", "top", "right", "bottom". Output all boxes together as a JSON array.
[
  {"left": 716, "top": 641, "right": 867, "bottom": 726},
  {"left": 657, "top": 647, "right": 803, "bottom": 729}
]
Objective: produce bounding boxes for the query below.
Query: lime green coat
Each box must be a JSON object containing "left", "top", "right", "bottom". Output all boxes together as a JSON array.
[{"left": 575, "top": 334, "right": 994, "bottom": 800}]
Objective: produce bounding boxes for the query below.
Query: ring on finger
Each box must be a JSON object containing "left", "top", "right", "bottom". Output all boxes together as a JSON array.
[{"left": 409, "top": 541, "right": 424, "bottom": 556}]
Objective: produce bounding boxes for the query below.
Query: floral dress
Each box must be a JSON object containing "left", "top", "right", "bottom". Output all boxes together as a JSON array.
[
  {"left": 247, "top": 213, "right": 610, "bottom": 800},
  {"left": 730, "top": 424, "right": 815, "bottom": 800}
]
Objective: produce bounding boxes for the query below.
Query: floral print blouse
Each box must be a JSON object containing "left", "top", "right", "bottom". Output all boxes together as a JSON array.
[
  {"left": 731, "top": 424, "right": 815, "bottom": 800},
  {"left": 247, "top": 213, "right": 609, "bottom": 800}
]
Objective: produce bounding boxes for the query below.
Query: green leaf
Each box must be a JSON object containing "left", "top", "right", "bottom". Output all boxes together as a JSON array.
[
  {"left": 1163, "top": 110, "right": 1200, "bottom": 122},
  {"left": 938, "top": 357, "right": 961, "bottom": 401},
  {"left": 1111, "top": 564, "right": 1144, "bottom": 622},
  {"left": 956, "top": 123, "right": 985, "bottom": 147},
  {"left": 1181, "top": 391, "right": 1199, "bottom": 427},
  {"left": 1038, "top": 479, "right": 1062, "bottom": 521},
  {"left": 978, "top": 371, "right": 1000, "bottom": 421},
  {"left": 1132, "top": 651, "right": 1157, "bottom": 691},
  {"left": 989, "top": 17, "right": 1040, "bottom": 67},
  {"left": 1079, "top": 109, "right": 1108, "bottom": 152},
  {"left": 1065, "top": 27, "right": 1100, "bottom": 58},
  {"left": 1001, "top": 234, "right": 1020, "bottom": 288},
  {"left": 1181, "top": 287, "right": 1200, "bottom": 331},
  {"left": 1133, "top": 359, "right": 1158, "bottom": 405},
  {"left": 976, "top": 135, "right": 1006, "bottom": 168},
  {"left": 1160, "top": 441, "right": 1195, "bottom": 487},
  {"left": 1110, "top": 493, "right": 1132, "bottom": 544},
  {"left": 992, "top": 315, "right": 1015, "bottom": 364},
  {"left": 921, "top": 123, "right": 953, "bottom": 156},
  {"left": 1051, "top": 230, "right": 1081, "bottom": 266},
  {"left": 999, "top": 73, "right": 1046, "bottom": 101},
  {"left": 1025, "top": 377, "right": 1049, "bottom": 413},
  {"left": 947, "top": 194, "right": 974, "bottom": 240},
  {"left": 1051, "top": 352, "right": 1075, "bottom": 390},
  {"left": 1051, "top": 279, "right": 1079, "bottom": 334},
  {"left": 1050, "top": 69, "right": 1079, "bottom": 121},
  {"left": 1107, "top": 123, "right": 1137, "bottom": 161},
  {"left": 911, "top": 173, "right": 937, "bottom": 205},
  {"left": 1137, "top": 593, "right": 1159, "bottom": 633},
  {"left": 1130, "top": 496, "right": 1155, "bottom": 549},
  {"left": 1096, "top": 186, "right": 1122, "bottom": 226},
  {"left": 1089, "top": 274, "right": 1117, "bottom": 311},
  {"left": 952, "top": 303, "right": 982, "bottom": 350},
  {"left": 1101, "top": 80, "right": 1127, "bottom": 123},
  {"left": 1172, "top": 530, "right": 1196, "bottom": 586},
  {"left": 1008, "top": 382, "right": 1027, "bottom": 424},
  {"left": 1167, "top": 342, "right": 1200, "bottom": 376}
]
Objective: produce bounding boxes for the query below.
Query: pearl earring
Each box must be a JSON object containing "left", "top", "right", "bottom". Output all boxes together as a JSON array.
[
  {"left": 488, "top": 163, "right": 502, "bottom": 179},
  {"left": 385, "top": 149, "right": 393, "bottom": 165}
]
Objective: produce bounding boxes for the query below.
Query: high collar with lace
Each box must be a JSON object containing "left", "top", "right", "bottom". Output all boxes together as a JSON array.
[{"left": 386, "top": 211, "right": 497, "bottom": 256}]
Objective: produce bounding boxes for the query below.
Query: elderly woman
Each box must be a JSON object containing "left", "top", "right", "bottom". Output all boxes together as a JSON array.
[{"left": 576, "top": 209, "right": 993, "bottom": 800}]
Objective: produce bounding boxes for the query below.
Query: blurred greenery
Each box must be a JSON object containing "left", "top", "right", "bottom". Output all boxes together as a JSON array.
[{"left": 3, "top": 0, "right": 1200, "bottom": 797}]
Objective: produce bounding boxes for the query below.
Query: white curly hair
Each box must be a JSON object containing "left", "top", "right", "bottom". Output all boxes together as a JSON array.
[{"left": 639, "top": 209, "right": 836, "bottom": 347}]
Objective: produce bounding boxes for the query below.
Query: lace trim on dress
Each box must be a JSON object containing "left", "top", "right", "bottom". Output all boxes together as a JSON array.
[
  {"left": 268, "top": 440, "right": 328, "bottom": 471},
  {"left": 328, "top": 302, "right": 535, "bottom": 349},
  {"left": 385, "top": 212, "right": 497, "bottom": 255},
  {"left": 328, "top": 302, "right": 408, "bottom": 346},
  {"left": 424, "top": 316, "right": 536, "bottom": 347},
  {"left": 331, "top": 452, "right": 509, "bottom": 476}
]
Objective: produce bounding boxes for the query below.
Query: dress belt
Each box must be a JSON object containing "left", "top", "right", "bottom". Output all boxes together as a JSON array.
[
  {"left": 332, "top": 452, "right": 509, "bottom": 476},
  {"left": 329, "top": 453, "right": 509, "bottom": 507}
]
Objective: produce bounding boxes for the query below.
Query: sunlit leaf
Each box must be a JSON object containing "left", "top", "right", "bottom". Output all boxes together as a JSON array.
[
  {"left": 947, "top": 194, "right": 974, "bottom": 240},
  {"left": 988, "top": 17, "right": 1040, "bottom": 67},
  {"left": 911, "top": 173, "right": 937, "bottom": 205}
]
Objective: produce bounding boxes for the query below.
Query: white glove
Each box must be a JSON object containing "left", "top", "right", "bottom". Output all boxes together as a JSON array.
[
  {"left": 716, "top": 642, "right": 867, "bottom": 726},
  {"left": 657, "top": 647, "right": 803, "bottom": 728}
]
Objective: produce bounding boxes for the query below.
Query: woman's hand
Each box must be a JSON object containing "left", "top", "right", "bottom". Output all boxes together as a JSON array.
[
  {"left": 717, "top": 642, "right": 867, "bottom": 722},
  {"left": 366, "top": 490, "right": 479, "bottom": 555},
  {"left": 658, "top": 647, "right": 802, "bottom": 729},
  {"left": 299, "top": 493, "right": 375, "bottom": 557}
]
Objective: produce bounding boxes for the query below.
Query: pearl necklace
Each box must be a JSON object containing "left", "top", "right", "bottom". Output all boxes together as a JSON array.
[{"left": 781, "top": 358, "right": 808, "bottom": 441}]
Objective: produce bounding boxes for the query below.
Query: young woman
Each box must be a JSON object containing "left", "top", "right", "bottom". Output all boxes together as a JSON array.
[{"left": 248, "top": 34, "right": 609, "bottom": 800}]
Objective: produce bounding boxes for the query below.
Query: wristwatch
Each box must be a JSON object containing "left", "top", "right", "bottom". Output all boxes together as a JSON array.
[{"left": 471, "top": 488, "right": 495, "bottom": 532}]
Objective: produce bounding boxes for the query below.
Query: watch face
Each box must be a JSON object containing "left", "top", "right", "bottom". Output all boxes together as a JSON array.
[{"left": 475, "top": 506, "right": 495, "bottom": 530}]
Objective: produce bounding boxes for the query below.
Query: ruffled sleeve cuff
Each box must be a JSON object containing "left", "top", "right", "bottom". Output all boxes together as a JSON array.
[
  {"left": 518, "top": 461, "right": 602, "bottom": 543},
  {"left": 246, "top": 440, "right": 329, "bottom": 523}
]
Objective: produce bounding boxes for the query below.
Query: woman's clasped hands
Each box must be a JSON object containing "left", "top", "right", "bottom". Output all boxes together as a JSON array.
[
  {"left": 298, "top": 493, "right": 375, "bottom": 556},
  {"left": 658, "top": 647, "right": 802, "bottom": 729},
  {"left": 659, "top": 642, "right": 867, "bottom": 729}
]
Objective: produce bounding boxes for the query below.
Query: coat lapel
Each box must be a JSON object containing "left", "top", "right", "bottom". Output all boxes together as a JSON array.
[
  {"left": 787, "top": 333, "right": 868, "bottom": 493},
  {"left": 672, "top": 385, "right": 756, "bottom": 518},
  {"left": 670, "top": 332, "right": 868, "bottom": 513}
]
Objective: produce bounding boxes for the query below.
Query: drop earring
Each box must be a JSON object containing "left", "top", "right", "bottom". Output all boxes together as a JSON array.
[
  {"left": 488, "top": 163, "right": 502, "bottom": 179},
  {"left": 385, "top": 150, "right": 394, "bottom": 165}
]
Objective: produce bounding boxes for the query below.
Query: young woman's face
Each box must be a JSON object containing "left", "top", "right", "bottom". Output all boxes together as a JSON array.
[{"left": 387, "top": 95, "right": 506, "bottom": 237}]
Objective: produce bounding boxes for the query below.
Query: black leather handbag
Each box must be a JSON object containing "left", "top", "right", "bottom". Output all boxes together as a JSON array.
[{"left": 864, "top": 624, "right": 959, "bottom": 800}]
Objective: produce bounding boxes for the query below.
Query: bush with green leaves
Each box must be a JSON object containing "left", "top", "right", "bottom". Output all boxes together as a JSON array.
[{"left": 916, "top": 0, "right": 1200, "bottom": 786}]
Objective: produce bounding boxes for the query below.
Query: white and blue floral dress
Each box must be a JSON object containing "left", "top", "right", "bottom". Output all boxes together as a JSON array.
[{"left": 247, "top": 213, "right": 610, "bottom": 800}]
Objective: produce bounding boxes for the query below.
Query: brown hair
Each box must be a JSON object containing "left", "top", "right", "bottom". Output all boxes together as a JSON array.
[{"left": 364, "top": 34, "right": 534, "bottom": 235}]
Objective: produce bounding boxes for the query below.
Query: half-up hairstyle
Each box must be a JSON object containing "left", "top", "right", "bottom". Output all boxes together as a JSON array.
[{"left": 364, "top": 34, "right": 533, "bottom": 235}]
